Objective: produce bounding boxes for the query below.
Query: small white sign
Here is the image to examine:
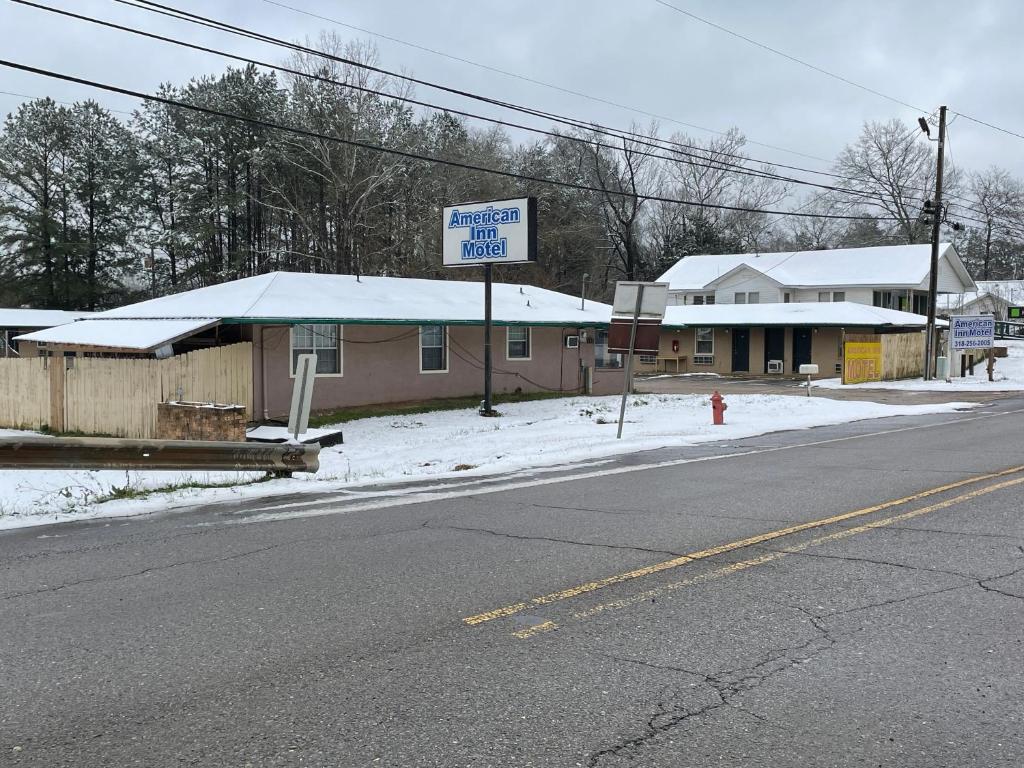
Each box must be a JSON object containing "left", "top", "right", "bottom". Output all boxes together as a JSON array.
[
  {"left": 611, "top": 282, "right": 670, "bottom": 319},
  {"left": 950, "top": 315, "right": 995, "bottom": 350},
  {"left": 442, "top": 197, "right": 536, "bottom": 267}
]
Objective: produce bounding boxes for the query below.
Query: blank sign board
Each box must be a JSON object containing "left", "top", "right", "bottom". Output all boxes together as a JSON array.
[{"left": 612, "top": 282, "right": 669, "bottom": 318}]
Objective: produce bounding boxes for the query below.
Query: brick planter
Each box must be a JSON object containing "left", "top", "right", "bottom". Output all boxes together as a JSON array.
[{"left": 156, "top": 401, "right": 246, "bottom": 442}]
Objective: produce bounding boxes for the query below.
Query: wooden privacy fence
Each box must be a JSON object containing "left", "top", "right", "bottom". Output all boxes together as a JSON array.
[
  {"left": 0, "top": 356, "right": 50, "bottom": 430},
  {"left": 0, "top": 343, "right": 253, "bottom": 438},
  {"left": 843, "top": 333, "right": 925, "bottom": 384}
]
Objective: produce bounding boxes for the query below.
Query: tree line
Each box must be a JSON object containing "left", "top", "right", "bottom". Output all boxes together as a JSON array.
[{"left": 2, "top": 37, "right": 1023, "bottom": 310}]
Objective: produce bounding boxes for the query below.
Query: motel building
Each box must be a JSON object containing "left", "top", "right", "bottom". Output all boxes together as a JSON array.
[
  {"left": 15, "top": 272, "right": 621, "bottom": 423},
  {"left": 636, "top": 243, "right": 976, "bottom": 378}
]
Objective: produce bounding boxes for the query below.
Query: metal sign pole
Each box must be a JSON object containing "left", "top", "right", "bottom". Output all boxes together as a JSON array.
[
  {"left": 616, "top": 285, "right": 644, "bottom": 440},
  {"left": 483, "top": 263, "right": 493, "bottom": 415}
]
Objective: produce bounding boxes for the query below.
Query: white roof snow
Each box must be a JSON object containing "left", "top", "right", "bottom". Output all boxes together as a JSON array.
[
  {"left": 657, "top": 243, "right": 974, "bottom": 292},
  {"left": 0, "top": 308, "right": 93, "bottom": 328},
  {"left": 75, "top": 272, "right": 612, "bottom": 326},
  {"left": 17, "top": 318, "right": 219, "bottom": 351},
  {"left": 938, "top": 280, "right": 1024, "bottom": 311},
  {"left": 13, "top": 272, "right": 611, "bottom": 350},
  {"left": 661, "top": 301, "right": 944, "bottom": 328}
]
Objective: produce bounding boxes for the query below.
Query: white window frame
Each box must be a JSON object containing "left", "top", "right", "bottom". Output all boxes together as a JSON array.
[
  {"left": 734, "top": 292, "right": 746, "bottom": 304},
  {"left": 747, "top": 292, "right": 759, "bottom": 304},
  {"left": 832, "top": 291, "right": 846, "bottom": 302},
  {"left": 289, "top": 323, "right": 343, "bottom": 378},
  {"left": 818, "top": 291, "right": 830, "bottom": 302},
  {"left": 418, "top": 324, "right": 449, "bottom": 374},
  {"left": 506, "top": 326, "right": 532, "bottom": 361},
  {"left": 695, "top": 327, "right": 714, "bottom": 356}
]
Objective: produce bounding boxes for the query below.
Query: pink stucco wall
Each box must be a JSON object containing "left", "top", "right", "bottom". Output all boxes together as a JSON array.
[{"left": 242, "top": 324, "right": 621, "bottom": 419}]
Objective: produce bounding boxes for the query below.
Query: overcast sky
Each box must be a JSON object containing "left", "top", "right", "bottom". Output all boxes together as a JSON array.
[{"left": 3, "top": 0, "right": 1023, "bottom": 187}]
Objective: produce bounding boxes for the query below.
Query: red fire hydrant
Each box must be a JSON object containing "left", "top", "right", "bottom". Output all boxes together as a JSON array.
[{"left": 711, "top": 390, "right": 727, "bottom": 425}]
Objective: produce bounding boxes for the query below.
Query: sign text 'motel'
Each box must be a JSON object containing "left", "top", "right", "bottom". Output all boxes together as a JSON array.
[
  {"left": 950, "top": 314, "right": 995, "bottom": 350},
  {"left": 442, "top": 197, "right": 537, "bottom": 267}
]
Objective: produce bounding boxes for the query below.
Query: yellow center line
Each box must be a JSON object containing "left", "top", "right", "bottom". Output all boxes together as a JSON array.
[
  {"left": 462, "top": 463, "right": 1024, "bottom": 627},
  {"left": 572, "top": 473, "right": 1024, "bottom": 621}
]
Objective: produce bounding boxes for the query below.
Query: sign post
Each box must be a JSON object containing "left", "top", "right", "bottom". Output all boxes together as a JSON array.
[
  {"left": 288, "top": 353, "right": 317, "bottom": 441},
  {"left": 442, "top": 197, "right": 537, "bottom": 416},
  {"left": 609, "top": 281, "right": 669, "bottom": 439}
]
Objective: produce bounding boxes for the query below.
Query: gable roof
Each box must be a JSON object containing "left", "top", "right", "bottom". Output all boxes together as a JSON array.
[
  {"left": 657, "top": 243, "right": 975, "bottom": 292},
  {"left": 92, "top": 272, "right": 611, "bottom": 326},
  {"left": 937, "top": 279, "right": 1024, "bottom": 312},
  {"left": 16, "top": 272, "right": 611, "bottom": 351}
]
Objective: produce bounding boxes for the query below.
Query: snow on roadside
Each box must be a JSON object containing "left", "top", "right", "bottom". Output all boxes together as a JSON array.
[
  {"left": 815, "top": 339, "right": 1024, "bottom": 391},
  {"left": 0, "top": 393, "right": 974, "bottom": 531}
]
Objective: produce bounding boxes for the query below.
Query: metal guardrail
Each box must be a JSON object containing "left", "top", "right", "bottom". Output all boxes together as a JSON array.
[{"left": 0, "top": 436, "right": 320, "bottom": 472}]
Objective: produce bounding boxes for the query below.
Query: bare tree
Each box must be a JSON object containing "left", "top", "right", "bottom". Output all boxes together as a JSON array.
[
  {"left": 965, "top": 167, "right": 1024, "bottom": 279},
  {"left": 834, "top": 119, "right": 958, "bottom": 244}
]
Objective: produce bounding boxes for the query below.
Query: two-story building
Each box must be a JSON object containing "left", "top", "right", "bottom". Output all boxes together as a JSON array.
[
  {"left": 658, "top": 243, "right": 974, "bottom": 313},
  {"left": 639, "top": 243, "right": 974, "bottom": 377}
]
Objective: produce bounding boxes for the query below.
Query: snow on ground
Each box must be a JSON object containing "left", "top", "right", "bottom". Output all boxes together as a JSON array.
[
  {"left": 0, "top": 393, "right": 975, "bottom": 531},
  {"left": 816, "top": 339, "right": 1024, "bottom": 391}
]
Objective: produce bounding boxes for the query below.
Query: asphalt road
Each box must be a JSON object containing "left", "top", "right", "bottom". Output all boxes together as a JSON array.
[{"left": 3, "top": 397, "right": 1024, "bottom": 767}]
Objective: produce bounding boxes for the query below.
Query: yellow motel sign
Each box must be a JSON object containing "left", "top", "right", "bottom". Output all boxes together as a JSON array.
[{"left": 843, "top": 341, "right": 882, "bottom": 384}]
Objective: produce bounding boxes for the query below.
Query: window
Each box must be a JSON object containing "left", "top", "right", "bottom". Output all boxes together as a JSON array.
[
  {"left": 695, "top": 327, "right": 714, "bottom": 356},
  {"left": 639, "top": 354, "right": 657, "bottom": 364},
  {"left": 833, "top": 291, "right": 845, "bottom": 302},
  {"left": 693, "top": 295, "right": 704, "bottom": 306},
  {"left": 784, "top": 293, "right": 791, "bottom": 303},
  {"left": 419, "top": 325, "right": 448, "bottom": 372},
  {"left": 734, "top": 292, "right": 746, "bottom": 304},
  {"left": 747, "top": 292, "right": 759, "bottom": 304},
  {"left": 693, "top": 355, "right": 715, "bottom": 366},
  {"left": 692, "top": 294, "right": 714, "bottom": 305},
  {"left": 595, "top": 329, "right": 623, "bottom": 369},
  {"left": 706, "top": 295, "right": 716, "bottom": 305},
  {"left": 913, "top": 294, "right": 928, "bottom": 315},
  {"left": 873, "top": 290, "right": 894, "bottom": 309},
  {"left": 291, "top": 324, "right": 341, "bottom": 375},
  {"left": 818, "top": 291, "right": 830, "bottom": 302},
  {"left": 507, "top": 326, "right": 531, "bottom": 360}
]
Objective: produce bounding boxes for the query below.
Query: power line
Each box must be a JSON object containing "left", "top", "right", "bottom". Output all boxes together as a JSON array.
[
  {"left": 14, "top": 0, "right": 932, "bottom": 212},
  {"left": 951, "top": 110, "right": 1024, "bottom": 143},
  {"left": 256, "top": 0, "right": 831, "bottom": 163},
  {"left": 109, "top": 0, "right": 843, "bottom": 179},
  {"left": 0, "top": 57, "right": 906, "bottom": 223},
  {"left": 652, "top": 0, "right": 927, "bottom": 113},
  {"left": 108, "top": 0, "right": 996, "bottom": 219}
]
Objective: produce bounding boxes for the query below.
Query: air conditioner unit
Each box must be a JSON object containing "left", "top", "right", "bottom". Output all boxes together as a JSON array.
[
  {"left": 565, "top": 335, "right": 580, "bottom": 349},
  {"left": 767, "top": 359, "right": 784, "bottom": 373}
]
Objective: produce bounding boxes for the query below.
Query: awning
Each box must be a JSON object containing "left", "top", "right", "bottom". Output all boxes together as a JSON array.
[{"left": 15, "top": 318, "right": 220, "bottom": 352}]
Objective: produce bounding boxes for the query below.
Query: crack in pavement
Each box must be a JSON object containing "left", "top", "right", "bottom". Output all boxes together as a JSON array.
[
  {"left": 752, "top": 545, "right": 977, "bottom": 580},
  {"left": 1, "top": 523, "right": 428, "bottom": 601},
  {"left": 866, "top": 524, "right": 1024, "bottom": 542},
  {"left": 422, "top": 522, "right": 682, "bottom": 557},
  {"left": 977, "top": 565, "right": 1024, "bottom": 601},
  {"left": 583, "top": 560, "right": 1024, "bottom": 765},
  {"left": 587, "top": 610, "right": 848, "bottom": 766}
]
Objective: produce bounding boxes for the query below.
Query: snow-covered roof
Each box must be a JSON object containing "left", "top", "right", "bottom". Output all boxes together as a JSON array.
[
  {"left": 79, "top": 272, "right": 611, "bottom": 326},
  {"left": 657, "top": 243, "right": 974, "bottom": 292},
  {"left": 937, "top": 280, "right": 1024, "bottom": 311},
  {"left": 661, "top": 301, "right": 945, "bottom": 328},
  {"left": 14, "top": 272, "right": 611, "bottom": 350},
  {"left": 0, "top": 308, "right": 93, "bottom": 328},
  {"left": 18, "top": 318, "right": 219, "bottom": 351}
]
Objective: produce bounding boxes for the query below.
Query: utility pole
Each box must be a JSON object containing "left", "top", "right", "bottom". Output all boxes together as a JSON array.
[{"left": 923, "top": 105, "right": 947, "bottom": 380}]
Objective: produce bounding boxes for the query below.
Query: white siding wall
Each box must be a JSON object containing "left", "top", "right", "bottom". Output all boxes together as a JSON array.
[
  {"left": 932, "top": 258, "right": 971, "bottom": 294},
  {"left": 712, "top": 269, "right": 783, "bottom": 304},
  {"left": 793, "top": 287, "right": 877, "bottom": 305}
]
